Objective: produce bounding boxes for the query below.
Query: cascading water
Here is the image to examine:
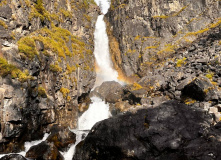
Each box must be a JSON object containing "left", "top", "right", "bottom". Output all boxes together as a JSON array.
[
  {"left": 0, "top": 133, "right": 50, "bottom": 158},
  {"left": 62, "top": 0, "right": 120, "bottom": 159}
]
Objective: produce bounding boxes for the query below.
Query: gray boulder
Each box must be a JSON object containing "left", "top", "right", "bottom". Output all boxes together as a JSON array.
[
  {"left": 91, "top": 81, "right": 124, "bottom": 103},
  {"left": 182, "top": 76, "right": 218, "bottom": 101}
]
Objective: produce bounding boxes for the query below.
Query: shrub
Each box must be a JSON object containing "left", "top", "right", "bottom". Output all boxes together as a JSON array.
[
  {"left": 50, "top": 64, "right": 62, "bottom": 72},
  {"left": 0, "top": 20, "right": 8, "bottom": 29},
  {"left": 176, "top": 57, "right": 187, "bottom": 67},
  {"left": 0, "top": 57, "right": 31, "bottom": 82},
  {"left": 60, "top": 87, "right": 70, "bottom": 98},
  {"left": 38, "top": 86, "right": 47, "bottom": 97}
]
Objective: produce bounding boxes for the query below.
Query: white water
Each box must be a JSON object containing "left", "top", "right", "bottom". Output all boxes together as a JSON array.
[
  {"left": 62, "top": 130, "right": 88, "bottom": 160},
  {"left": 78, "top": 97, "right": 111, "bottom": 130},
  {"left": 0, "top": 133, "right": 49, "bottom": 158},
  {"left": 63, "top": 0, "right": 120, "bottom": 159}
]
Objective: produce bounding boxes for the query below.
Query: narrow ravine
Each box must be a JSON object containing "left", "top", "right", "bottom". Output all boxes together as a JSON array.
[{"left": 62, "top": 0, "right": 120, "bottom": 159}]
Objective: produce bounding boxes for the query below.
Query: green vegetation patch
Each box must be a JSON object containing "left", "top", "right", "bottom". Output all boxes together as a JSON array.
[
  {"left": 176, "top": 57, "right": 187, "bottom": 67},
  {"left": 0, "top": 20, "right": 8, "bottom": 29},
  {"left": 60, "top": 87, "right": 70, "bottom": 98},
  {"left": 38, "top": 86, "right": 47, "bottom": 97},
  {"left": 0, "top": 0, "right": 7, "bottom": 7},
  {"left": 17, "top": 25, "right": 88, "bottom": 59},
  {"left": 0, "top": 57, "right": 31, "bottom": 82}
]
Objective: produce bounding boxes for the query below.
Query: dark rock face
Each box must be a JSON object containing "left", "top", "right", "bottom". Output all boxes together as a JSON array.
[
  {"left": 0, "top": 154, "right": 26, "bottom": 160},
  {"left": 25, "top": 141, "right": 64, "bottom": 160},
  {"left": 74, "top": 100, "right": 221, "bottom": 160}
]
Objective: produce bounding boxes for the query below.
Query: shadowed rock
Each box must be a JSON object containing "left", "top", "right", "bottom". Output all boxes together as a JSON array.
[
  {"left": 73, "top": 100, "right": 220, "bottom": 160},
  {"left": 25, "top": 141, "right": 64, "bottom": 160},
  {"left": 182, "top": 76, "right": 218, "bottom": 101},
  {"left": 0, "top": 154, "right": 26, "bottom": 160}
]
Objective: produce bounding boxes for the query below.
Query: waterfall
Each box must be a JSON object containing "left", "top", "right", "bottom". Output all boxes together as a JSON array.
[
  {"left": 63, "top": 0, "right": 119, "bottom": 159},
  {"left": 0, "top": 133, "right": 50, "bottom": 158}
]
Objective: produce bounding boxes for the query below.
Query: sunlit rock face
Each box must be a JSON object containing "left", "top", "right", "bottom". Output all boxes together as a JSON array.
[{"left": 106, "top": 0, "right": 221, "bottom": 78}]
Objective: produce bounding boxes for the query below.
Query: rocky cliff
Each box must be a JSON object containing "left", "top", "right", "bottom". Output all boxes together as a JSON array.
[
  {"left": 104, "top": 0, "right": 221, "bottom": 121},
  {"left": 106, "top": 0, "right": 221, "bottom": 78},
  {"left": 0, "top": 0, "right": 99, "bottom": 153}
]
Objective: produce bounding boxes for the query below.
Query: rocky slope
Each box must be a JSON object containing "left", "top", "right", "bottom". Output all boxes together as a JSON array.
[{"left": 0, "top": 0, "right": 99, "bottom": 153}]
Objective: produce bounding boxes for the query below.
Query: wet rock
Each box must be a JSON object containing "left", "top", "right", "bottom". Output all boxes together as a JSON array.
[
  {"left": 40, "top": 109, "right": 56, "bottom": 125},
  {"left": 47, "top": 127, "right": 76, "bottom": 152},
  {"left": 182, "top": 76, "right": 218, "bottom": 101},
  {"left": 26, "top": 141, "right": 64, "bottom": 160},
  {"left": 0, "top": 154, "right": 26, "bottom": 160},
  {"left": 74, "top": 100, "right": 219, "bottom": 160}
]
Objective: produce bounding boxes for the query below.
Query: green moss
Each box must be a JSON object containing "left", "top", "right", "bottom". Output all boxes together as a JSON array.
[
  {"left": 29, "top": 0, "right": 49, "bottom": 21},
  {"left": 176, "top": 57, "right": 187, "bottom": 67},
  {"left": 152, "top": 15, "right": 169, "bottom": 19},
  {"left": 60, "top": 8, "right": 72, "bottom": 18},
  {"left": 83, "top": 14, "right": 91, "bottom": 22},
  {"left": 17, "top": 25, "right": 88, "bottom": 59},
  {"left": 66, "top": 64, "right": 76, "bottom": 74},
  {"left": 0, "top": 57, "right": 31, "bottom": 82},
  {"left": 145, "top": 46, "right": 158, "bottom": 50},
  {"left": 0, "top": 0, "right": 6, "bottom": 7},
  {"left": 185, "top": 18, "right": 221, "bottom": 37},
  {"left": 50, "top": 63, "right": 62, "bottom": 72},
  {"left": 131, "top": 82, "right": 143, "bottom": 91},
  {"left": 18, "top": 36, "right": 38, "bottom": 59},
  {"left": 60, "top": 87, "right": 70, "bottom": 98},
  {"left": 157, "top": 43, "right": 176, "bottom": 55},
  {"left": 184, "top": 98, "right": 196, "bottom": 105},
  {"left": 134, "top": 35, "right": 141, "bottom": 40},
  {"left": 0, "top": 20, "right": 8, "bottom": 29},
  {"left": 38, "top": 86, "right": 47, "bottom": 97},
  {"left": 206, "top": 72, "right": 214, "bottom": 80}
]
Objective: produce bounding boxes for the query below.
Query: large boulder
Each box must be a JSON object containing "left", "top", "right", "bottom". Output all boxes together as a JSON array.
[
  {"left": 0, "top": 154, "right": 26, "bottom": 160},
  {"left": 46, "top": 127, "right": 76, "bottom": 152},
  {"left": 25, "top": 141, "right": 64, "bottom": 160},
  {"left": 73, "top": 100, "right": 221, "bottom": 160},
  {"left": 91, "top": 81, "right": 124, "bottom": 103},
  {"left": 182, "top": 76, "right": 218, "bottom": 101}
]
